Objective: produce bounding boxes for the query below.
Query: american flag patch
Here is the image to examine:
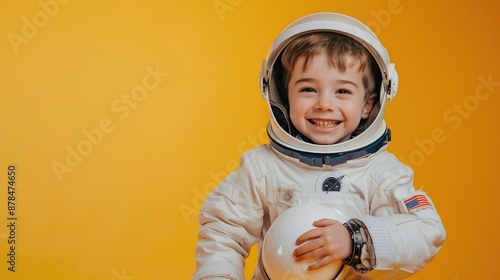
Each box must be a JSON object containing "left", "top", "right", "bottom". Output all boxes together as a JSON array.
[{"left": 404, "top": 194, "right": 431, "bottom": 212}]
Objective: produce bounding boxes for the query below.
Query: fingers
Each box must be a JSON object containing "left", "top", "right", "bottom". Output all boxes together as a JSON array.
[
  {"left": 306, "top": 255, "right": 337, "bottom": 271},
  {"left": 294, "top": 238, "right": 322, "bottom": 260},
  {"left": 294, "top": 238, "right": 341, "bottom": 262},
  {"left": 312, "top": 218, "right": 338, "bottom": 227},
  {"left": 296, "top": 219, "right": 341, "bottom": 245},
  {"left": 294, "top": 246, "right": 337, "bottom": 271},
  {"left": 295, "top": 227, "right": 322, "bottom": 245},
  {"left": 293, "top": 219, "right": 347, "bottom": 271}
]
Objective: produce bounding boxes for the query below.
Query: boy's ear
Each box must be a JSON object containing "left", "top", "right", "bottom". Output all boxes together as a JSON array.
[{"left": 362, "top": 93, "right": 377, "bottom": 118}]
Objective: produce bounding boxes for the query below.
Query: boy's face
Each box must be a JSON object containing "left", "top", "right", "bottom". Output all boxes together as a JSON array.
[{"left": 287, "top": 52, "right": 375, "bottom": 145}]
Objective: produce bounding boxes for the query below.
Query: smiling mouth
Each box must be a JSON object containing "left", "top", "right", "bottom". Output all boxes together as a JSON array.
[{"left": 309, "top": 119, "right": 341, "bottom": 127}]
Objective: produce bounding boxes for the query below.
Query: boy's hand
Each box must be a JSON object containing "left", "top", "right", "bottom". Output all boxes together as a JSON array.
[{"left": 293, "top": 218, "right": 351, "bottom": 271}]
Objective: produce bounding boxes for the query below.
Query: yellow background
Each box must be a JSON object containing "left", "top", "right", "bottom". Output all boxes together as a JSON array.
[{"left": 0, "top": 0, "right": 499, "bottom": 279}]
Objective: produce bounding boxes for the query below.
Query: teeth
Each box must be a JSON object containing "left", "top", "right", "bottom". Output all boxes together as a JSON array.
[{"left": 310, "top": 119, "right": 340, "bottom": 127}]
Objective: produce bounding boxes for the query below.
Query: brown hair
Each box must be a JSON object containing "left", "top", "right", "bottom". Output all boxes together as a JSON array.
[{"left": 276, "top": 32, "right": 382, "bottom": 98}]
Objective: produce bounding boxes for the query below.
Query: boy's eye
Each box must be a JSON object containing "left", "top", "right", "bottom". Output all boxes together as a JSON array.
[
  {"left": 337, "top": 89, "right": 351, "bottom": 94},
  {"left": 300, "top": 87, "right": 316, "bottom": 93}
]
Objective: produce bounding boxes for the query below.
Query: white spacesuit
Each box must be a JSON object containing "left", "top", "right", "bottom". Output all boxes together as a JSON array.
[{"left": 194, "top": 12, "right": 446, "bottom": 280}]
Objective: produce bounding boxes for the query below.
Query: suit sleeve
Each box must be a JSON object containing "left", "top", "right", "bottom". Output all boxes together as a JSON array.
[
  {"left": 358, "top": 155, "right": 446, "bottom": 279},
  {"left": 193, "top": 153, "right": 265, "bottom": 280}
]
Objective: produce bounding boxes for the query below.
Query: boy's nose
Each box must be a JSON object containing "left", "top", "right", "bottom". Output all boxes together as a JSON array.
[{"left": 315, "top": 94, "right": 335, "bottom": 111}]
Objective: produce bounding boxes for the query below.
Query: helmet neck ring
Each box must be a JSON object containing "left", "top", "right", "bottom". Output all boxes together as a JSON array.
[{"left": 269, "top": 128, "right": 391, "bottom": 167}]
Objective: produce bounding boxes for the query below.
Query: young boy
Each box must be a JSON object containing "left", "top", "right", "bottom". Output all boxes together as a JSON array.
[{"left": 194, "top": 12, "right": 445, "bottom": 280}]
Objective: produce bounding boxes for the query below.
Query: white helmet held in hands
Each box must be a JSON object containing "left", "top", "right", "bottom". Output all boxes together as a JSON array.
[{"left": 261, "top": 203, "right": 350, "bottom": 280}]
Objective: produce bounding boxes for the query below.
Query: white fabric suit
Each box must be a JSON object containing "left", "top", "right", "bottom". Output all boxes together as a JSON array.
[{"left": 194, "top": 144, "right": 446, "bottom": 280}]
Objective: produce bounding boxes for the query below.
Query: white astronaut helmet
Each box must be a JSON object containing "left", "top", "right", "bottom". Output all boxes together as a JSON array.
[{"left": 259, "top": 12, "right": 398, "bottom": 167}]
